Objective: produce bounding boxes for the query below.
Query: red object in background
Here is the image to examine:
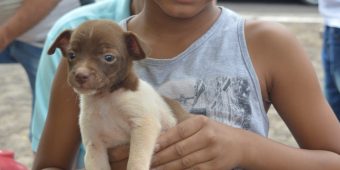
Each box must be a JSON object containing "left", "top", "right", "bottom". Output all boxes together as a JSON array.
[{"left": 0, "top": 150, "right": 28, "bottom": 170}]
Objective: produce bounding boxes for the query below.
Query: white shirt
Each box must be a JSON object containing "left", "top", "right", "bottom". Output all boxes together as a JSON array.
[
  {"left": 319, "top": 0, "right": 340, "bottom": 28},
  {"left": 0, "top": 0, "right": 81, "bottom": 47},
  {"left": 0, "top": 0, "right": 22, "bottom": 25},
  {"left": 19, "top": 0, "right": 81, "bottom": 47}
]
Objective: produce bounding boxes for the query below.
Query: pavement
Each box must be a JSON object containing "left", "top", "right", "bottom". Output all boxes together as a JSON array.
[{"left": 0, "top": 15, "right": 324, "bottom": 170}]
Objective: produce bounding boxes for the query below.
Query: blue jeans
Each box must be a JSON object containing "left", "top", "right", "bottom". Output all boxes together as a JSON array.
[
  {"left": 0, "top": 40, "right": 42, "bottom": 109},
  {"left": 322, "top": 26, "right": 340, "bottom": 121}
]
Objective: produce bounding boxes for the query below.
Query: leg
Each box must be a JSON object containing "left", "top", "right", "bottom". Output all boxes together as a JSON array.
[
  {"left": 322, "top": 26, "right": 340, "bottom": 121},
  {"left": 84, "top": 142, "right": 111, "bottom": 170},
  {"left": 11, "top": 40, "right": 42, "bottom": 141},
  {"left": 11, "top": 40, "right": 42, "bottom": 98},
  {"left": 128, "top": 117, "right": 161, "bottom": 170},
  {"left": 329, "top": 26, "right": 340, "bottom": 120}
]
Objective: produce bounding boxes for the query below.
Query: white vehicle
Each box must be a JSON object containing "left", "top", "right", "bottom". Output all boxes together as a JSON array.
[{"left": 220, "top": 0, "right": 318, "bottom": 5}]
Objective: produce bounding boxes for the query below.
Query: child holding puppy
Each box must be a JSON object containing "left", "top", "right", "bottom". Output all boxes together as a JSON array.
[{"left": 33, "top": 0, "right": 340, "bottom": 169}]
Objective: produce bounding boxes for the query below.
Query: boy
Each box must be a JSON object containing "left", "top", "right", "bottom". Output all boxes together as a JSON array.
[{"left": 34, "top": 0, "right": 340, "bottom": 169}]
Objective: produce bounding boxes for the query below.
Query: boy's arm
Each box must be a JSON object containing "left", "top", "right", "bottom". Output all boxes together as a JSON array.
[
  {"left": 32, "top": 58, "right": 81, "bottom": 170},
  {"left": 244, "top": 20, "right": 340, "bottom": 168},
  {"left": 152, "top": 115, "right": 340, "bottom": 169},
  {"left": 0, "top": 0, "right": 60, "bottom": 50},
  {"left": 150, "top": 20, "right": 340, "bottom": 170}
]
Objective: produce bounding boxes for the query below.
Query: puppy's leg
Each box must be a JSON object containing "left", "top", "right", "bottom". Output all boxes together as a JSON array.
[
  {"left": 127, "top": 117, "right": 161, "bottom": 170},
  {"left": 85, "top": 142, "right": 110, "bottom": 170}
]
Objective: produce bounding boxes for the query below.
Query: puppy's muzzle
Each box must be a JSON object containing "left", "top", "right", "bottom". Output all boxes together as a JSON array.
[
  {"left": 73, "top": 67, "right": 92, "bottom": 85},
  {"left": 76, "top": 72, "right": 89, "bottom": 85}
]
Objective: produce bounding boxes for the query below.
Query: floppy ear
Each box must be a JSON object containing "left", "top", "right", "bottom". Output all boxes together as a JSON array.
[
  {"left": 124, "top": 31, "right": 149, "bottom": 60},
  {"left": 48, "top": 30, "right": 72, "bottom": 56}
]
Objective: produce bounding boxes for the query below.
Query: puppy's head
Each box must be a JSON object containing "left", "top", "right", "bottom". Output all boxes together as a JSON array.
[{"left": 48, "top": 20, "right": 146, "bottom": 95}]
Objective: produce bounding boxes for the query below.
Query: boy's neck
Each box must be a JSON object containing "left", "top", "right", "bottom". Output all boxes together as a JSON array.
[
  {"left": 130, "top": 0, "right": 144, "bottom": 15},
  {"left": 128, "top": 2, "right": 221, "bottom": 59}
]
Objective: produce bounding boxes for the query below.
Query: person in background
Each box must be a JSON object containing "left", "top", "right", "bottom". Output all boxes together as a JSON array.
[
  {"left": 319, "top": 0, "right": 340, "bottom": 121},
  {"left": 34, "top": 0, "right": 340, "bottom": 169},
  {"left": 0, "top": 0, "right": 94, "bottom": 144},
  {"left": 0, "top": 0, "right": 93, "bottom": 110}
]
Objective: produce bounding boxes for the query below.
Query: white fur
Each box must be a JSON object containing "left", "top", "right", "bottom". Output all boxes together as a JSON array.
[{"left": 79, "top": 79, "right": 177, "bottom": 170}]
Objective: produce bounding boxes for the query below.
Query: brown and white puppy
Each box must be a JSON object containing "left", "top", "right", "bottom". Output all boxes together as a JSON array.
[{"left": 48, "top": 20, "right": 178, "bottom": 170}]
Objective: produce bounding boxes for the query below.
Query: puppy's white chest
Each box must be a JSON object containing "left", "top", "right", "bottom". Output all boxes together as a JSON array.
[
  {"left": 79, "top": 92, "right": 133, "bottom": 147},
  {"left": 78, "top": 80, "right": 177, "bottom": 170},
  {"left": 78, "top": 82, "right": 177, "bottom": 149}
]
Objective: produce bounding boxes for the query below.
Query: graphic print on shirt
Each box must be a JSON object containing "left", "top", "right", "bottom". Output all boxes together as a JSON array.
[{"left": 158, "top": 76, "right": 252, "bottom": 129}]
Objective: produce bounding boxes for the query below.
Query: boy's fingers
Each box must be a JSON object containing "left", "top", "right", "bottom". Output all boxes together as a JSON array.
[
  {"left": 152, "top": 129, "right": 209, "bottom": 167},
  {"left": 152, "top": 148, "right": 215, "bottom": 170},
  {"left": 156, "top": 115, "right": 208, "bottom": 152}
]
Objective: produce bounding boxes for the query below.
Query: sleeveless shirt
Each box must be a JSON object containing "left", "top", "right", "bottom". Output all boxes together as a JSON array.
[
  {"left": 32, "top": 5, "right": 269, "bottom": 169},
  {"left": 0, "top": 0, "right": 81, "bottom": 47},
  {"left": 121, "top": 7, "right": 269, "bottom": 137}
]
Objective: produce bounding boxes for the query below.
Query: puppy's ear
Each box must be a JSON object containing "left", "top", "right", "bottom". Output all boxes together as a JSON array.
[
  {"left": 125, "top": 32, "right": 149, "bottom": 60},
  {"left": 48, "top": 30, "right": 72, "bottom": 56}
]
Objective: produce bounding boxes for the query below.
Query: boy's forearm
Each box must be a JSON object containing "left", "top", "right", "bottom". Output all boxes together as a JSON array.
[
  {"left": 241, "top": 130, "right": 340, "bottom": 169},
  {"left": 2, "top": 0, "right": 60, "bottom": 43}
]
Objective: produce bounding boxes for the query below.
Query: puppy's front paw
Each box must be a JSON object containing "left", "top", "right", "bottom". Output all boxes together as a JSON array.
[{"left": 85, "top": 144, "right": 111, "bottom": 170}]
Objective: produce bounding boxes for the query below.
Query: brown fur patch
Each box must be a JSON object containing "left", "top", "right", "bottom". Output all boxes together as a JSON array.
[
  {"left": 49, "top": 20, "right": 148, "bottom": 94},
  {"left": 162, "top": 96, "right": 192, "bottom": 122}
]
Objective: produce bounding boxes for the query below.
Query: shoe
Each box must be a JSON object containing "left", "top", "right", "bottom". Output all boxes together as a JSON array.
[{"left": 0, "top": 150, "right": 28, "bottom": 170}]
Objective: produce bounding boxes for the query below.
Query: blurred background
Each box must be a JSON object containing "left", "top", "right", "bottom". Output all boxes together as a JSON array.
[{"left": 222, "top": 0, "right": 318, "bottom": 5}]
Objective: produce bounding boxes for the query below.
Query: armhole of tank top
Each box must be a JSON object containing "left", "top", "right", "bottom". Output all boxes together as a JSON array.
[{"left": 237, "top": 19, "right": 269, "bottom": 129}]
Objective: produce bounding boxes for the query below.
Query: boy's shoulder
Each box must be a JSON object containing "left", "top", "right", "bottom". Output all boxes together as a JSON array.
[{"left": 244, "top": 20, "right": 299, "bottom": 57}]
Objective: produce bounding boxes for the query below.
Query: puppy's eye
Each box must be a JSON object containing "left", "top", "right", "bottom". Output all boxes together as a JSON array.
[
  {"left": 103, "top": 54, "right": 117, "bottom": 63},
  {"left": 68, "top": 52, "right": 76, "bottom": 61}
]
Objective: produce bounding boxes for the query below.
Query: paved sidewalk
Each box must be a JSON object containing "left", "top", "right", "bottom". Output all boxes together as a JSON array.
[{"left": 0, "top": 64, "right": 33, "bottom": 168}]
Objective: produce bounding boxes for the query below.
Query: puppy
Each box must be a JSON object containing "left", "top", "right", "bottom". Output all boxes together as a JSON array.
[{"left": 48, "top": 20, "right": 179, "bottom": 170}]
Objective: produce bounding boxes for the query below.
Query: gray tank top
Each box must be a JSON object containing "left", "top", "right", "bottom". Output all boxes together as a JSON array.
[{"left": 121, "top": 7, "right": 269, "bottom": 137}]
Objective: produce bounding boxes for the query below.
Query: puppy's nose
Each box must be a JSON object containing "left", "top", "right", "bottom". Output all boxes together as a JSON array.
[
  {"left": 75, "top": 73, "right": 89, "bottom": 84},
  {"left": 75, "top": 68, "right": 91, "bottom": 84}
]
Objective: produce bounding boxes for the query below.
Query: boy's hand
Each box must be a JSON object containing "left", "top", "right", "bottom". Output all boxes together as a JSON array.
[
  {"left": 151, "top": 115, "right": 246, "bottom": 170},
  {"left": 108, "top": 115, "right": 248, "bottom": 170}
]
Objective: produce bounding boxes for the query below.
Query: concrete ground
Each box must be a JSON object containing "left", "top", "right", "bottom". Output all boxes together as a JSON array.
[{"left": 0, "top": 22, "right": 323, "bottom": 170}]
